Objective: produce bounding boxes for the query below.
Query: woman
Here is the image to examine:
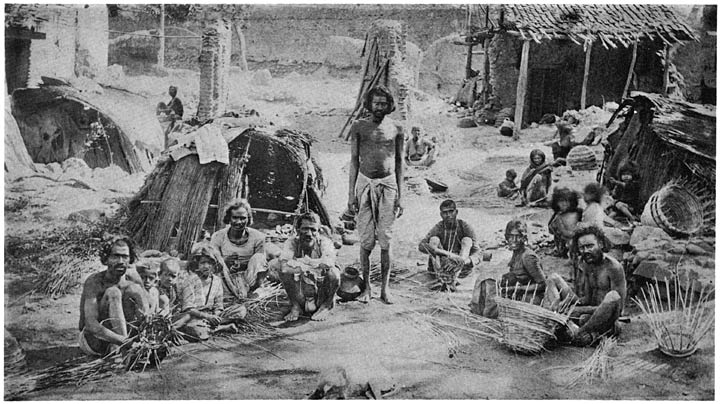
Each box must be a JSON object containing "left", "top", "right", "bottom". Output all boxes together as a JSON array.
[
  {"left": 519, "top": 149, "right": 553, "bottom": 207},
  {"left": 548, "top": 187, "right": 582, "bottom": 258},
  {"left": 210, "top": 199, "right": 267, "bottom": 297}
]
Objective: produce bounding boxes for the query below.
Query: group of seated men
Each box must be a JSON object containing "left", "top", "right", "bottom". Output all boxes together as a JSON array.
[{"left": 80, "top": 192, "right": 625, "bottom": 357}]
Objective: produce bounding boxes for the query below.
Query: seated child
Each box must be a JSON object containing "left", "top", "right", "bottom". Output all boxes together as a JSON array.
[
  {"left": 158, "top": 258, "right": 182, "bottom": 315},
  {"left": 136, "top": 260, "right": 161, "bottom": 314},
  {"left": 608, "top": 162, "right": 641, "bottom": 223},
  {"left": 497, "top": 169, "right": 519, "bottom": 198}
]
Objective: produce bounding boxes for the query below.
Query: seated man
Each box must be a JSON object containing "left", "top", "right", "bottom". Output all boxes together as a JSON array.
[
  {"left": 270, "top": 212, "right": 340, "bottom": 322},
  {"left": 78, "top": 236, "right": 148, "bottom": 357},
  {"left": 499, "top": 219, "right": 547, "bottom": 302},
  {"left": 405, "top": 125, "right": 438, "bottom": 167},
  {"left": 544, "top": 224, "right": 626, "bottom": 347},
  {"left": 173, "top": 242, "right": 246, "bottom": 341},
  {"left": 418, "top": 199, "right": 480, "bottom": 291}
]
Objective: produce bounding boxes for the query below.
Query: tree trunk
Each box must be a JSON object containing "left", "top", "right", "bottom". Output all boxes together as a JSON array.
[{"left": 513, "top": 40, "right": 530, "bottom": 139}]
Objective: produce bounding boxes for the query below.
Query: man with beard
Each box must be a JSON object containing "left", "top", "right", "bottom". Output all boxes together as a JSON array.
[
  {"left": 78, "top": 236, "right": 148, "bottom": 356},
  {"left": 499, "top": 219, "right": 547, "bottom": 300},
  {"left": 347, "top": 85, "right": 404, "bottom": 305},
  {"left": 418, "top": 199, "right": 480, "bottom": 291},
  {"left": 544, "top": 224, "right": 626, "bottom": 347},
  {"left": 271, "top": 212, "right": 340, "bottom": 321}
]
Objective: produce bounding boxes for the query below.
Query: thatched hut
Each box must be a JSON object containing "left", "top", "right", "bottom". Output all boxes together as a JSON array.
[
  {"left": 11, "top": 78, "right": 163, "bottom": 174},
  {"left": 600, "top": 91, "right": 715, "bottom": 232},
  {"left": 125, "top": 123, "right": 330, "bottom": 256},
  {"left": 463, "top": 5, "right": 697, "bottom": 131}
]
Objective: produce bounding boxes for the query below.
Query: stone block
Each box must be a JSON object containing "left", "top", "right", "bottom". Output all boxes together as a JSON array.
[
  {"left": 633, "top": 260, "right": 672, "bottom": 281},
  {"left": 630, "top": 225, "right": 672, "bottom": 247}
]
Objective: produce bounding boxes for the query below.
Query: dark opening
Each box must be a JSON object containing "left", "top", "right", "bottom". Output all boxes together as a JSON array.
[{"left": 5, "top": 37, "right": 31, "bottom": 94}]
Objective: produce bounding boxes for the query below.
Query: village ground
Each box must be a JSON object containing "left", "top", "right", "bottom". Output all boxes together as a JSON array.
[{"left": 4, "top": 69, "right": 714, "bottom": 400}]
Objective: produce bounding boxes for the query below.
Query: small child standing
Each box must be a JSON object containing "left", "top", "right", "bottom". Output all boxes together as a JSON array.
[{"left": 497, "top": 169, "right": 519, "bottom": 198}]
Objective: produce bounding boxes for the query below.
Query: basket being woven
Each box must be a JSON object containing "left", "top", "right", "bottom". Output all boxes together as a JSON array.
[
  {"left": 647, "top": 183, "right": 704, "bottom": 237},
  {"left": 495, "top": 296, "right": 572, "bottom": 355}
]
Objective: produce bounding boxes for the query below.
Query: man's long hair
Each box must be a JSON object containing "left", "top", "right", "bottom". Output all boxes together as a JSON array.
[
  {"left": 363, "top": 85, "right": 396, "bottom": 115},
  {"left": 571, "top": 223, "right": 610, "bottom": 254},
  {"left": 550, "top": 187, "right": 580, "bottom": 213},
  {"left": 583, "top": 182, "right": 606, "bottom": 204},
  {"left": 222, "top": 198, "right": 254, "bottom": 226},
  {"left": 99, "top": 235, "right": 137, "bottom": 265}
]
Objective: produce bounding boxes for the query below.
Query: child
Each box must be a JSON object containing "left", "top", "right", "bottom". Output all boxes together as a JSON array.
[
  {"left": 548, "top": 187, "right": 582, "bottom": 258},
  {"left": 158, "top": 258, "right": 182, "bottom": 315},
  {"left": 497, "top": 169, "right": 519, "bottom": 198},
  {"left": 608, "top": 162, "right": 641, "bottom": 223},
  {"left": 136, "top": 260, "right": 161, "bottom": 314}
]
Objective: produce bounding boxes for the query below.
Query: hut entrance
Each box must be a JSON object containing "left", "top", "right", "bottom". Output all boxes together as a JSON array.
[
  {"left": 5, "top": 38, "right": 31, "bottom": 94},
  {"left": 527, "top": 67, "right": 566, "bottom": 123}
]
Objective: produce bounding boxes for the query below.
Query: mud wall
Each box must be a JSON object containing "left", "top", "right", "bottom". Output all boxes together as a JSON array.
[
  {"left": 487, "top": 33, "right": 522, "bottom": 111},
  {"left": 108, "top": 4, "right": 464, "bottom": 77},
  {"left": 419, "top": 34, "right": 469, "bottom": 98},
  {"left": 673, "top": 5, "right": 716, "bottom": 103}
]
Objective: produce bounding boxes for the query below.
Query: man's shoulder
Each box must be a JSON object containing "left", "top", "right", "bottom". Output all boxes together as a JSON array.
[
  {"left": 246, "top": 227, "right": 265, "bottom": 241},
  {"left": 210, "top": 227, "right": 227, "bottom": 242},
  {"left": 602, "top": 254, "right": 623, "bottom": 270},
  {"left": 83, "top": 271, "right": 105, "bottom": 287}
]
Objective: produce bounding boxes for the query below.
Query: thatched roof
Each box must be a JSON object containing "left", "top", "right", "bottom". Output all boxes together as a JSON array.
[
  {"left": 11, "top": 79, "right": 164, "bottom": 173},
  {"left": 476, "top": 4, "right": 697, "bottom": 47}
]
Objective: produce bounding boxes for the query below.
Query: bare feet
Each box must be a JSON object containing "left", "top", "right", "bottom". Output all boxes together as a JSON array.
[
  {"left": 380, "top": 292, "right": 393, "bottom": 305},
  {"left": 311, "top": 307, "right": 331, "bottom": 321},
  {"left": 284, "top": 305, "right": 302, "bottom": 322},
  {"left": 357, "top": 290, "right": 371, "bottom": 304}
]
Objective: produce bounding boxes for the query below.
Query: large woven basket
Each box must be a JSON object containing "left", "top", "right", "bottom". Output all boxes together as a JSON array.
[
  {"left": 645, "top": 183, "right": 704, "bottom": 237},
  {"left": 566, "top": 145, "right": 597, "bottom": 171},
  {"left": 494, "top": 296, "right": 571, "bottom": 355}
]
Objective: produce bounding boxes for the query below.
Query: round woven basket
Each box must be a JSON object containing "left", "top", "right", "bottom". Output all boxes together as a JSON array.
[
  {"left": 647, "top": 183, "right": 704, "bottom": 237},
  {"left": 566, "top": 145, "right": 597, "bottom": 171},
  {"left": 494, "top": 296, "right": 569, "bottom": 355}
]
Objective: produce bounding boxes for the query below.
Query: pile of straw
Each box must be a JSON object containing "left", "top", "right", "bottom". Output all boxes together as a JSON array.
[
  {"left": 368, "top": 263, "right": 410, "bottom": 284},
  {"left": 225, "top": 282, "right": 284, "bottom": 340},
  {"left": 564, "top": 337, "right": 617, "bottom": 387},
  {"left": 123, "top": 313, "right": 185, "bottom": 371},
  {"left": 428, "top": 256, "right": 465, "bottom": 292},
  {"left": 632, "top": 275, "right": 714, "bottom": 358}
]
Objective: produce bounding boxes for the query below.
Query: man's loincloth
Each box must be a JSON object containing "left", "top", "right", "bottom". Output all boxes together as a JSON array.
[{"left": 354, "top": 172, "right": 397, "bottom": 250}]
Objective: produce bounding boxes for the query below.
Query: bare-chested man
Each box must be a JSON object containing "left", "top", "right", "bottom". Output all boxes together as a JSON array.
[
  {"left": 348, "top": 85, "right": 404, "bottom": 304},
  {"left": 78, "top": 237, "right": 148, "bottom": 356},
  {"left": 271, "top": 212, "right": 340, "bottom": 321},
  {"left": 545, "top": 224, "right": 626, "bottom": 347}
]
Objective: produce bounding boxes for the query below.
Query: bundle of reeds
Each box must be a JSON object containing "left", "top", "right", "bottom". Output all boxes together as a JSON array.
[
  {"left": 123, "top": 313, "right": 185, "bottom": 371},
  {"left": 36, "top": 253, "right": 95, "bottom": 298},
  {"left": 223, "top": 282, "right": 284, "bottom": 340},
  {"left": 565, "top": 337, "right": 617, "bottom": 386},
  {"left": 368, "top": 263, "right": 410, "bottom": 284},
  {"left": 428, "top": 256, "right": 464, "bottom": 292},
  {"left": 632, "top": 275, "right": 714, "bottom": 358}
]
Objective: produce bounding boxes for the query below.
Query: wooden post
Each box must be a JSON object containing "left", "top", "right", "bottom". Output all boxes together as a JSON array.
[
  {"left": 622, "top": 40, "right": 638, "bottom": 98},
  {"left": 483, "top": 38, "right": 491, "bottom": 104},
  {"left": 662, "top": 44, "right": 670, "bottom": 96},
  {"left": 513, "top": 40, "right": 530, "bottom": 140},
  {"left": 580, "top": 41, "right": 592, "bottom": 110},
  {"left": 158, "top": 4, "right": 165, "bottom": 68},
  {"left": 232, "top": 22, "right": 249, "bottom": 71},
  {"left": 465, "top": 44, "right": 474, "bottom": 79}
]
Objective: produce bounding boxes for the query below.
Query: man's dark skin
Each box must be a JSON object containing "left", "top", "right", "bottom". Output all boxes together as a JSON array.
[
  {"left": 573, "top": 233, "right": 626, "bottom": 316},
  {"left": 348, "top": 93, "right": 404, "bottom": 305}
]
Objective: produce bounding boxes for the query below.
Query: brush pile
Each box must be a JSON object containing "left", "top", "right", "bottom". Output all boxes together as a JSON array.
[
  {"left": 632, "top": 275, "right": 714, "bottom": 357},
  {"left": 563, "top": 337, "right": 617, "bottom": 386},
  {"left": 368, "top": 263, "right": 410, "bottom": 284},
  {"left": 428, "top": 256, "right": 465, "bottom": 292},
  {"left": 225, "top": 282, "right": 285, "bottom": 340},
  {"left": 123, "top": 313, "right": 185, "bottom": 371}
]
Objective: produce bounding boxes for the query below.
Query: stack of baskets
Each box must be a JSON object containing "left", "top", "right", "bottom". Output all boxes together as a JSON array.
[
  {"left": 494, "top": 296, "right": 573, "bottom": 355},
  {"left": 643, "top": 182, "right": 704, "bottom": 237},
  {"left": 566, "top": 145, "right": 597, "bottom": 171}
]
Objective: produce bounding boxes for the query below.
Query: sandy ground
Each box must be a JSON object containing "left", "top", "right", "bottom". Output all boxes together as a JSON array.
[{"left": 4, "top": 71, "right": 714, "bottom": 400}]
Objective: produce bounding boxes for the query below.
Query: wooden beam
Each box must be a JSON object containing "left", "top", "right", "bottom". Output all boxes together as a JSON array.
[
  {"left": 158, "top": 4, "right": 165, "bottom": 68},
  {"left": 5, "top": 27, "right": 46, "bottom": 40},
  {"left": 662, "top": 44, "right": 670, "bottom": 96},
  {"left": 622, "top": 40, "right": 638, "bottom": 98},
  {"left": 465, "top": 44, "right": 474, "bottom": 79},
  {"left": 483, "top": 37, "right": 491, "bottom": 104},
  {"left": 513, "top": 40, "right": 530, "bottom": 140},
  {"left": 580, "top": 41, "right": 593, "bottom": 110}
]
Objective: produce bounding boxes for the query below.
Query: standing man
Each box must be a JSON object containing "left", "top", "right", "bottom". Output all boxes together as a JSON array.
[
  {"left": 78, "top": 236, "right": 147, "bottom": 356},
  {"left": 271, "top": 212, "right": 340, "bottom": 321},
  {"left": 418, "top": 199, "right": 480, "bottom": 290},
  {"left": 348, "top": 85, "right": 404, "bottom": 305},
  {"left": 545, "top": 224, "right": 626, "bottom": 346}
]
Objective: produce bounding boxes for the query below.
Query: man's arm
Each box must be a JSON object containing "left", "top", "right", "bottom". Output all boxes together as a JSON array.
[
  {"left": 418, "top": 224, "right": 443, "bottom": 255},
  {"left": 348, "top": 128, "right": 360, "bottom": 212},
  {"left": 82, "top": 280, "right": 126, "bottom": 345},
  {"left": 608, "top": 261, "right": 627, "bottom": 310},
  {"left": 394, "top": 129, "right": 404, "bottom": 217}
]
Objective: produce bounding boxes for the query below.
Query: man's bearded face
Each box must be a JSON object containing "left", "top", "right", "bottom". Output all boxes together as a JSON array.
[
  {"left": 440, "top": 207, "right": 458, "bottom": 227},
  {"left": 505, "top": 229, "right": 525, "bottom": 251},
  {"left": 106, "top": 243, "right": 131, "bottom": 278},
  {"left": 370, "top": 95, "right": 389, "bottom": 120},
  {"left": 298, "top": 220, "right": 319, "bottom": 247},
  {"left": 578, "top": 234, "right": 603, "bottom": 264}
]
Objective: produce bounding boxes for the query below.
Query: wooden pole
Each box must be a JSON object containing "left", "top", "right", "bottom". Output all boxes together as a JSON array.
[
  {"left": 513, "top": 40, "right": 530, "bottom": 140},
  {"left": 465, "top": 44, "right": 474, "bottom": 79},
  {"left": 622, "top": 40, "right": 638, "bottom": 99},
  {"left": 231, "top": 22, "right": 249, "bottom": 72},
  {"left": 662, "top": 44, "right": 670, "bottom": 96},
  {"left": 580, "top": 41, "right": 592, "bottom": 110},
  {"left": 483, "top": 38, "right": 491, "bottom": 104},
  {"left": 158, "top": 4, "right": 165, "bottom": 68}
]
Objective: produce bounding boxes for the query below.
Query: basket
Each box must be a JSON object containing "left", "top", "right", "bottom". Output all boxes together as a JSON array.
[
  {"left": 645, "top": 182, "right": 704, "bottom": 237},
  {"left": 425, "top": 178, "right": 448, "bottom": 192},
  {"left": 566, "top": 145, "right": 597, "bottom": 171},
  {"left": 494, "top": 296, "right": 572, "bottom": 355}
]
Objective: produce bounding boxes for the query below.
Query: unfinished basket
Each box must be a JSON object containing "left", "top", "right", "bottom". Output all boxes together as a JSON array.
[
  {"left": 566, "top": 145, "right": 597, "bottom": 171},
  {"left": 646, "top": 182, "right": 704, "bottom": 237},
  {"left": 494, "top": 296, "right": 572, "bottom": 355}
]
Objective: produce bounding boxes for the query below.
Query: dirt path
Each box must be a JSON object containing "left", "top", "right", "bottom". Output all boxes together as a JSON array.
[{"left": 5, "top": 75, "right": 714, "bottom": 400}]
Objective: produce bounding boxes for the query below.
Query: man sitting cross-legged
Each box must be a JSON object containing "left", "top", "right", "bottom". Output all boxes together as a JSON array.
[
  {"left": 78, "top": 236, "right": 149, "bottom": 357},
  {"left": 270, "top": 212, "right": 340, "bottom": 322},
  {"left": 544, "top": 224, "right": 626, "bottom": 347},
  {"left": 418, "top": 199, "right": 481, "bottom": 291}
]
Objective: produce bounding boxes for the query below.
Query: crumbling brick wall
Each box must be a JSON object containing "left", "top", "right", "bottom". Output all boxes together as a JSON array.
[
  {"left": 369, "top": 20, "right": 414, "bottom": 122},
  {"left": 487, "top": 33, "right": 521, "bottom": 111},
  {"left": 197, "top": 19, "right": 232, "bottom": 121}
]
